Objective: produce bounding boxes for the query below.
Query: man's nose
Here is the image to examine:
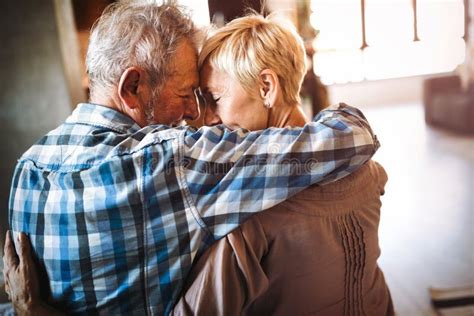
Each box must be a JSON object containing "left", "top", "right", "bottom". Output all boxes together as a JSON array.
[
  {"left": 204, "top": 105, "right": 221, "bottom": 126},
  {"left": 184, "top": 97, "right": 200, "bottom": 121}
]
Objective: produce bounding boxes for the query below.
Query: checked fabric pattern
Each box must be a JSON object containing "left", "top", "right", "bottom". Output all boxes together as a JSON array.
[{"left": 9, "top": 102, "right": 379, "bottom": 315}]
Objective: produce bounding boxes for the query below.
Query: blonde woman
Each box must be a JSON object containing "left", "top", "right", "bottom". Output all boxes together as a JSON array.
[{"left": 172, "top": 14, "right": 394, "bottom": 315}]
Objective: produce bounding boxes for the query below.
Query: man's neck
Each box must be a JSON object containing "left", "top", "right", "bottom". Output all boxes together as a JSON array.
[
  {"left": 89, "top": 93, "right": 120, "bottom": 111},
  {"left": 89, "top": 94, "right": 147, "bottom": 127}
]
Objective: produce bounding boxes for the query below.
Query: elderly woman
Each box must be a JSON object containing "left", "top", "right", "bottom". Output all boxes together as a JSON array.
[
  {"left": 171, "top": 14, "right": 394, "bottom": 316},
  {"left": 3, "top": 13, "right": 393, "bottom": 316}
]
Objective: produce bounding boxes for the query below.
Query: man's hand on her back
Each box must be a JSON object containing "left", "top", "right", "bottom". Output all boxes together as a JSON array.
[{"left": 2, "top": 231, "right": 63, "bottom": 316}]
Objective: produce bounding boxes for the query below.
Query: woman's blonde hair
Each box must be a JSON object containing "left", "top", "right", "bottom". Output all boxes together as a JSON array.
[{"left": 199, "top": 14, "right": 307, "bottom": 106}]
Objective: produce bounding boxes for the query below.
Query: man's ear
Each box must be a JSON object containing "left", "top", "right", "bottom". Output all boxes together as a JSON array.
[
  {"left": 259, "top": 69, "right": 280, "bottom": 108},
  {"left": 118, "top": 67, "right": 144, "bottom": 110}
]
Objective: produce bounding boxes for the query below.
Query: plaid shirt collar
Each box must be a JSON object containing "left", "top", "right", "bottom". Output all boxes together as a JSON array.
[{"left": 67, "top": 103, "right": 143, "bottom": 134}]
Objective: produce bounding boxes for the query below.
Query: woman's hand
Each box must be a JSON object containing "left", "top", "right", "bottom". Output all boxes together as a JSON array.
[
  {"left": 3, "top": 230, "right": 40, "bottom": 314},
  {"left": 2, "top": 231, "right": 64, "bottom": 316}
]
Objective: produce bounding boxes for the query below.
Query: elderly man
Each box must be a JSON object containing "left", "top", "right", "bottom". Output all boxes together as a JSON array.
[{"left": 5, "top": 2, "right": 378, "bottom": 315}]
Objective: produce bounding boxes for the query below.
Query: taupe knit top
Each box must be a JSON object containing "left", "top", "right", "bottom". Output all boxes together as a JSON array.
[{"left": 173, "top": 160, "right": 394, "bottom": 316}]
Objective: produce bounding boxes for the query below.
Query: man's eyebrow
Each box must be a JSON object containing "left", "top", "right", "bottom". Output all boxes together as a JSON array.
[{"left": 177, "top": 84, "right": 195, "bottom": 94}]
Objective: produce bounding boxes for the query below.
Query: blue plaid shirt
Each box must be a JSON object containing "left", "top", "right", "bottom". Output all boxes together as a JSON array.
[{"left": 9, "top": 102, "right": 379, "bottom": 315}]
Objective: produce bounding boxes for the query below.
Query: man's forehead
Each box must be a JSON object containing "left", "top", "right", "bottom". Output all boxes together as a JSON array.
[
  {"left": 170, "top": 62, "right": 198, "bottom": 78},
  {"left": 171, "top": 63, "right": 199, "bottom": 86},
  {"left": 164, "top": 40, "right": 199, "bottom": 90},
  {"left": 170, "top": 58, "right": 198, "bottom": 81}
]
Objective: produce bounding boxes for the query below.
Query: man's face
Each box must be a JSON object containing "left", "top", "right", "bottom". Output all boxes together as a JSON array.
[{"left": 149, "top": 39, "right": 200, "bottom": 126}]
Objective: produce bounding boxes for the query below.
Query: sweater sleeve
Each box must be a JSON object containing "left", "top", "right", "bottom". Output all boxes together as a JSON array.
[{"left": 172, "top": 216, "right": 268, "bottom": 315}]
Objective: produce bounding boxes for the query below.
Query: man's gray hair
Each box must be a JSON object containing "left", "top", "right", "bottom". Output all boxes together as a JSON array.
[{"left": 86, "top": 1, "right": 197, "bottom": 99}]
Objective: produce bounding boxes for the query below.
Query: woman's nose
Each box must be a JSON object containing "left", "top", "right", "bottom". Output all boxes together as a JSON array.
[{"left": 204, "top": 105, "right": 221, "bottom": 126}]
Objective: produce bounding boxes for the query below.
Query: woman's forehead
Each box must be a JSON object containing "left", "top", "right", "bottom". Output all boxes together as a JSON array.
[{"left": 199, "top": 63, "right": 229, "bottom": 91}]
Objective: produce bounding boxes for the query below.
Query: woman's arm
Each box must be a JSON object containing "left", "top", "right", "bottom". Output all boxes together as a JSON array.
[
  {"left": 3, "top": 224, "right": 268, "bottom": 316},
  {"left": 3, "top": 231, "right": 65, "bottom": 316},
  {"left": 172, "top": 217, "right": 268, "bottom": 315}
]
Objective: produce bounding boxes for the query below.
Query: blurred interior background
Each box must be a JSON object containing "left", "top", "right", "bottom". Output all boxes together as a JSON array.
[{"left": 0, "top": 0, "right": 472, "bottom": 314}]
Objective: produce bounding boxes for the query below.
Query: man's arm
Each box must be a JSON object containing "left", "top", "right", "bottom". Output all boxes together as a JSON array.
[
  {"left": 3, "top": 231, "right": 64, "bottom": 316},
  {"left": 182, "top": 103, "right": 379, "bottom": 238}
]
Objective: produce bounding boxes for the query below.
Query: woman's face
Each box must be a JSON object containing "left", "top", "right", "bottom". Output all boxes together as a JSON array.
[{"left": 199, "top": 62, "right": 269, "bottom": 130}]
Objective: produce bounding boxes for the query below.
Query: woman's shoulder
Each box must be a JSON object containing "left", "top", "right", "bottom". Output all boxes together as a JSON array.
[{"left": 292, "top": 160, "right": 387, "bottom": 201}]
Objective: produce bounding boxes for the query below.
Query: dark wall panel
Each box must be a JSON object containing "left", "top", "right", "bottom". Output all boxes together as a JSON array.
[{"left": 0, "top": 1, "right": 75, "bottom": 254}]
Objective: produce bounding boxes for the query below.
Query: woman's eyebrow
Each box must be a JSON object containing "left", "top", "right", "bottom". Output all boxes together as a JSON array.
[
  {"left": 200, "top": 86, "right": 215, "bottom": 94},
  {"left": 201, "top": 83, "right": 224, "bottom": 94}
]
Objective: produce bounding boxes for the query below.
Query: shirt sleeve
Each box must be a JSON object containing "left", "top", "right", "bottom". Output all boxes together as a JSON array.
[
  {"left": 171, "top": 218, "right": 268, "bottom": 316},
  {"left": 181, "top": 103, "right": 379, "bottom": 238}
]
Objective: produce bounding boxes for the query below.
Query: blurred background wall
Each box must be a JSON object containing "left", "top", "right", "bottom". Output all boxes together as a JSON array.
[{"left": 0, "top": 0, "right": 85, "bottom": 256}]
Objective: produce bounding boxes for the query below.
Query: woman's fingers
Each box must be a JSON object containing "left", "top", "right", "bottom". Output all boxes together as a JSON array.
[
  {"left": 3, "top": 230, "right": 19, "bottom": 269},
  {"left": 17, "top": 232, "right": 32, "bottom": 263}
]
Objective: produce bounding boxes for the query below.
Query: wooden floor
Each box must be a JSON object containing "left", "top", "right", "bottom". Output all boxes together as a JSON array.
[{"left": 362, "top": 103, "right": 474, "bottom": 315}]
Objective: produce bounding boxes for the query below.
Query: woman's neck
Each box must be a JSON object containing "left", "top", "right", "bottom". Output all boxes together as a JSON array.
[{"left": 268, "top": 102, "right": 309, "bottom": 128}]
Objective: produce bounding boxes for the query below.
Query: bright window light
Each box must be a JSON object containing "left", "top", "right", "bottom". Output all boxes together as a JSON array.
[
  {"left": 310, "top": 0, "right": 362, "bottom": 49},
  {"left": 310, "top": 0, "right": 466, "bottom": 85},
  {"left": 176, "top": 0, "right": 210, "bottom": 26}
]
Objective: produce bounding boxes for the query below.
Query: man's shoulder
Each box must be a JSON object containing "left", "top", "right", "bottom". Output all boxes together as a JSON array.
[{"left": 17, "top": 120, "right": 184, "bottom": 174}]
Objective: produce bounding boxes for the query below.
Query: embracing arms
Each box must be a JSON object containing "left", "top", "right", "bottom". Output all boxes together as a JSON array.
[{"left": 183, "top": 103, "right": 379, "bottom": 238}]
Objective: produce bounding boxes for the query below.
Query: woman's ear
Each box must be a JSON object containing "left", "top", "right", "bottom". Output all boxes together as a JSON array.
[
  {"left": 118, "top": 67, "right": 144, "bottom": 110},
  {"left": 259, "top": 69, "right": 280, "bottom": 108}
]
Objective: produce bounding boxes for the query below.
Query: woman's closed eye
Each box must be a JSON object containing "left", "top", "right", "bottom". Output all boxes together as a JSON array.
[
  {"left": 203, "top": 92, "right": 221, "bottom": 105},
  {"left": 211, "top": 95, "right": 221, "bottom": 103}
]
